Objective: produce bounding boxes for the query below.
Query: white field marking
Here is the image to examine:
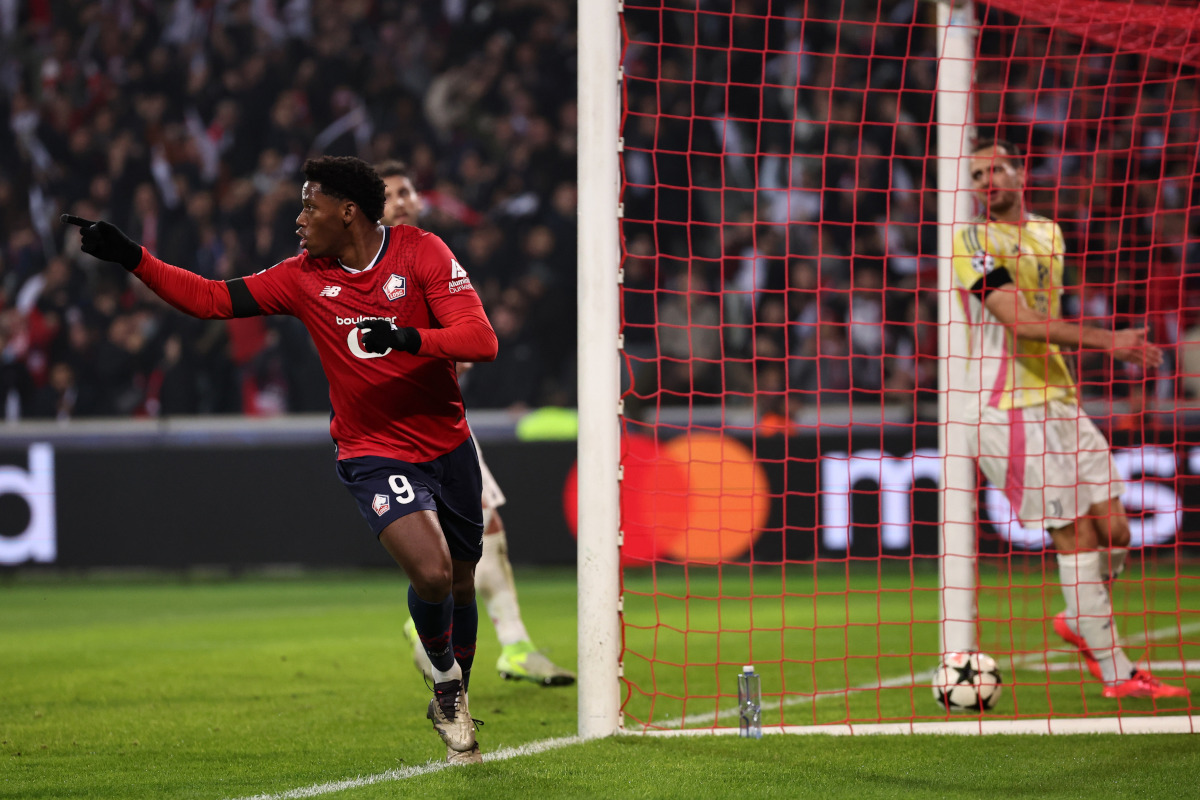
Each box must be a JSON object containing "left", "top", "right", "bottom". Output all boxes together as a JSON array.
[
  {"left": 224, "top": 736, "right": 582, "bottom": 800},
  {"left": 645, "top": 715, "right": 1197, "bottom": 737},
  {"left": 1023, "top": 659, "right": 1200, "bottom": 674},
  {"left": 642, "top": 619, "right": 1200, "bottom": 730}
]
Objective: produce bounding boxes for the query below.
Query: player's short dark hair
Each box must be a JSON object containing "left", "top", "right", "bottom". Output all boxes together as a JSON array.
[
  {"left": 303, "top": 156, "right": 386, "bottom": 223},
  {"left": 374, "top": 159, "right": 412, "bottom": 181},
  {"left": 971, "top": 138, "right": 1023, "bottom": 161}
]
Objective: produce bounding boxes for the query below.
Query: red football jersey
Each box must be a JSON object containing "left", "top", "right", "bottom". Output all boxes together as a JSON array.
[{"left": 239, "top": 226, "right": 489, "bottom": 461}]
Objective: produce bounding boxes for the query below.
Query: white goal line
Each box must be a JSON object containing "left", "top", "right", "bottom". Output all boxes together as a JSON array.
[
  {"left": 645, "top": 715, "right": 1197, "bottom": 737},
  {"left": 1027, "top": 659, "right": 1200, "bottom": 674}
]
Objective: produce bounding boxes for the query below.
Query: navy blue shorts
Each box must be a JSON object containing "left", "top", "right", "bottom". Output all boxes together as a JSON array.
[{"left": 336, "top": 436, "right": 484, "bottom": 562}]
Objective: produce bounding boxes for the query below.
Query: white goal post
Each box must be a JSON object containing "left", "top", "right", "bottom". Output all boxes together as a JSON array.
[
  {"left": 575, "top": 0, "right": 622, "bottom": 740},
  {"left": 935, "top": 0, "right": 980, "bottom": 657}
]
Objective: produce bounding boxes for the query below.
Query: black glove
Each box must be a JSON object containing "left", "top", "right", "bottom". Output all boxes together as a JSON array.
[
  {"left": 61, "top": 214, "right": 144, "bottom": 271},
  {"left": 356, "top": 318, "right": 422, "bottom": 354}
]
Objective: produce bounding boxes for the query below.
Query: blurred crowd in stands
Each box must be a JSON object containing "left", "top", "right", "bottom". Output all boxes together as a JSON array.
[
  {"left": 1, "top": 0, "right": 1198, "bottom": 424},
  {"left": 621, "top": 1, "right": 944, "bottom": 424},
  {"left": 620, "top": 1, "right": 1200, "bottom": 425},
  {"left": 0, "top": 0, "right": 576, "bottom": 419}
]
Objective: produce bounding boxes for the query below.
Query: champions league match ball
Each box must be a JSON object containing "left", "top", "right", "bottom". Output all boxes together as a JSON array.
[{"left": 931, "top": 651, "right": 1003, "bottom": 712}]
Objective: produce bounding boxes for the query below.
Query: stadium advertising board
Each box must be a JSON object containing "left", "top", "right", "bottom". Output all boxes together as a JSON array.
[
  {"left": 0, "top": 444, "right": 56, "bottom": 564},
  {"left": 1, "top": 427, "right": 1198, "bottom": 569},
  {"left": 757, "top": 426, "right": 1200, "bottom": 561},
  {"left": 572, "top": 428, "right": 1200, "bottom": 564},
  {"left": 0, "top": 439, "right": 578, "bottom": 569}
]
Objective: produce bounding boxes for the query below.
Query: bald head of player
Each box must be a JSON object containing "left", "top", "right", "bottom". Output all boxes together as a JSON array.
[
  {"left": 296, "top": 156, "right": 387, "bottom": 268},
  {"left": 376, "top": 160, "right": 423, "bottom": 227},
  {"left": 970, "top": 139, "right": 1025, "bottom": 224}
]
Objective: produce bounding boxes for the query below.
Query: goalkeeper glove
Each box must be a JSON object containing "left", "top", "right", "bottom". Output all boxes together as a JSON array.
[
  {"left": 61, "top": 215, "right": 144, "bottom": 271},
  {"left": 356, "top": 318, "right": 422, "bottom": 354}
]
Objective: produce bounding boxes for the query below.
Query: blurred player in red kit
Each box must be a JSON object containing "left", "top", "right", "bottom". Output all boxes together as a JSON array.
[
  {"left": 376, "top": 160, "right": 575, "bottom": 687},
  {"left": 64, "top": 155, "right": 495, "bottom": 764}
]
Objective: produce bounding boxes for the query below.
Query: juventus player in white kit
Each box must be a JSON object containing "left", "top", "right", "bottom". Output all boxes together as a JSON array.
[
  {"left": 953, "top": 140, "right": 1188, "bottom": 699},
  {"left": 377, "top": 160, "right": 575, "bottom": 687}
]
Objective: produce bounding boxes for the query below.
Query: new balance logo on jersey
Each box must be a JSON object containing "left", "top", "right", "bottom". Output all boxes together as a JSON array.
[
  {"left": 448, "top": 259, "right": 472, "bottom": 293},
  {"left": 319, "top": 285, "right": 342, "bottom": 297}
]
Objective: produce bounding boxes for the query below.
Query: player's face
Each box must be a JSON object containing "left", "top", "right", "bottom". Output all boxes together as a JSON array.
[
  {"left": 382, "top": 175, "right": 421, "bottom": 226},
  {"left": 970, "top": 147, "right": 1024, "bottom": 220},
  {"left": 296, "top": 181, "right": 348, "bottom": 257}
]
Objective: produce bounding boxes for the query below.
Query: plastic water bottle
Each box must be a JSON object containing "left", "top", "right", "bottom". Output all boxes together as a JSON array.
[{"left": 737, "top": 665, "right": 762, "bottom": 739}]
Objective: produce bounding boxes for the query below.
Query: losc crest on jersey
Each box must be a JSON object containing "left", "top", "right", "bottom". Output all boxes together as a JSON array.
[{"left": 384, "top": 273, "right": 406, "bottom": 301}]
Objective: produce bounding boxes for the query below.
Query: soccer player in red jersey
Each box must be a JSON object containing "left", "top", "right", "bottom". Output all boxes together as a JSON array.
[
  {"left": 377, "top": 160, "right": 575, "bottom": 687},
  {"left": 63, "top": 155, "right": 496, "bottom": 764}
]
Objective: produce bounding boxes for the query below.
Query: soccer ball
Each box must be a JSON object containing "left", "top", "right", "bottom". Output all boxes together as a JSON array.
[{"left": 931, "top": 651, "right": 1003, "bottom": 712}]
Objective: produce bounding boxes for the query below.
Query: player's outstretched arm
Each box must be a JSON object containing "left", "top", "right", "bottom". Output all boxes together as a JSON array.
[
  {"left": 983, "top": 284, "right": 1162, "bottom": 368},
  {"left": 1110, "top": 327, "right": 1163, "bottom": 368},
  {"left": 61, "top": 215, "right": 144, "bottom": 270},
  {"left": 62, "top": 214, "right": 253, "bottom": 320}
]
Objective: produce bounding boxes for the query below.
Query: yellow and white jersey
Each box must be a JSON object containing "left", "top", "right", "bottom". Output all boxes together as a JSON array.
[{"left": 951, "top": 214, "right": 1076, "bottom": 412}]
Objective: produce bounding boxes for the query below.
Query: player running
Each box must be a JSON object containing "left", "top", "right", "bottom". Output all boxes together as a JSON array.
[
  {"left": 377, "top": 160, "right": 575, "bottom": 686},
  {"left": 952, "top": 139, "right": 1188, "bottom": 700},
  {"left": 64, "top": 155, "right": 498, "bottom": 762}
]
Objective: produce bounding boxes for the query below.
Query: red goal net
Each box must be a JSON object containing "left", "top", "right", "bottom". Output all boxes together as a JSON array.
[{"left": 614, "top": 0, "right": 1200, "bottom": 733}]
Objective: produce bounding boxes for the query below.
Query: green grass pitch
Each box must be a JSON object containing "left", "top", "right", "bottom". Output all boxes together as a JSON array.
[
  {"left": 621, "top": 557, "right": 1199, "bottom": 730},
  {"left": 2, "top": 562, "right": 1197, "bottom": 799}
]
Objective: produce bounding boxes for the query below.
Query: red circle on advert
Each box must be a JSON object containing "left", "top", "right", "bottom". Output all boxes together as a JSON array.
[
  {"left": 660, "top": 433, "right": 770, "bottom": 563},
  {"left": 562, "top": 434, "right": 690, "bottom": 565}
]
